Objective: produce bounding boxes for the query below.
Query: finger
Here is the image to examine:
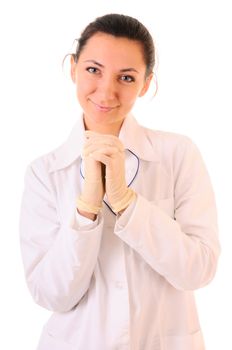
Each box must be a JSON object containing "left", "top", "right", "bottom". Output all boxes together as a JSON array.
[
  {"left": 86, "top": 132, "right": 123, "bottom": 145},
  {"left": 83, "top": 143, "right": 121, "bottom": 156},
  {"left": 85, "top": 130, "right": 119, "bottom": 140},
  {"left": 84, "top": 134, "right": 124, "bottom": 152},
  {"left": 90, "top": 151, "right": 112, "bottom": 166},
  {"left": 84, "top": 138, "right": 117, "bottom": 148},
  {"left": 85, "top": 129, "right": 120, "bottom": 140},
  {"left": 85, "top": 130, "right": 104, "bottom": 140}
]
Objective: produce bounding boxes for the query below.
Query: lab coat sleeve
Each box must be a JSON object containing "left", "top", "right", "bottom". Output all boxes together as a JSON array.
[
  {"left": 114, "top": 137, "right": 221, "bottom": 291},
  {"left": 71, "top": 208, "right": 99, "bottom": 230},
  {"left": 19, "top": 159, "right": 103, "bottom": 312}
]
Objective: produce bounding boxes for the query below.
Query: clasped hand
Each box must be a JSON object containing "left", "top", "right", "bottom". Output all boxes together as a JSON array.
[{"left": 76, "top": 130, "right": 136, "bottom": 214}]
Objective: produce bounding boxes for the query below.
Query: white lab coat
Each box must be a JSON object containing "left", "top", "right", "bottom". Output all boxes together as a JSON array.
[{"left": 19, "top": 113, "right": 220, "bottom": 350}]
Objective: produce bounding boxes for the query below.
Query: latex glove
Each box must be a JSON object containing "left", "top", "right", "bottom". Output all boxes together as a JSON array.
[
  {"left": 76, "top": 132, "right": 105, "bottom": 214},
  {"left": 85, "top": 131, "right": 136, "bottom": 213}
]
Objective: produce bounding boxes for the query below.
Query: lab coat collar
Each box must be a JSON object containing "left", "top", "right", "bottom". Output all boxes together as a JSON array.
[{"left": 48, "top": 113, "right": 159, "bottom": 173}]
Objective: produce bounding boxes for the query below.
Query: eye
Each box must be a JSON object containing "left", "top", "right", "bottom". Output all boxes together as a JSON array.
[
  {"left": 86, "top": 67, "right": 100, "bottom": 74},
  {"left": 120, "top": 75, "right": 135, "bottom": 83}
]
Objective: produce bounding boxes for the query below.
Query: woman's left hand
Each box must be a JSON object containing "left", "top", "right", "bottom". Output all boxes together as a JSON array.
[{"left": 84, "top": 131, "right": 136, "bottom": 213}]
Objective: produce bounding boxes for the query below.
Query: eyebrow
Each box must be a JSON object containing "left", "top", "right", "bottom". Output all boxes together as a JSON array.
[{"left": 84, "top": 60, "right": 139, "bottom": 73}]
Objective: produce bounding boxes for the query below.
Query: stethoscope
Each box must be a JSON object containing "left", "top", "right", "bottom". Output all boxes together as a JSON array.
[{"left": 80, "top": 149, "right": 140, "bottom": 215}]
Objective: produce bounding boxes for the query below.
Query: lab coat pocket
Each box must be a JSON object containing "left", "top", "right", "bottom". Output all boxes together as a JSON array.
[
  {"left": 162, "top": 329, "right": 205, "bottom": 350},
  {"left": 153, "top": 197, "right": 175, "bottom": 218}
]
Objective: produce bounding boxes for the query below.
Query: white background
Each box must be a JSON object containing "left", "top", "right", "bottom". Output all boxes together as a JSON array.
[{"left": 0, "top": 0, "right": 231, "bottom": 348}]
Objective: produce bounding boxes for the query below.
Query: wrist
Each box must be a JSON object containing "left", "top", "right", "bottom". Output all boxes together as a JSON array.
[
  {"left": 76, "top": 208, "right": 97, "bottom": 221},
  {"left": 76, "top": 195, "right": 102, "bottom": 215},
  {"left": 111, "top": 189, "right": 137, "bottom": 213}
]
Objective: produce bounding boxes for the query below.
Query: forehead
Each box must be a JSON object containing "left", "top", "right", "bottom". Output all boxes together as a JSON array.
[{"left": 79, "top": 32, "right": 146, "bottom": 69}]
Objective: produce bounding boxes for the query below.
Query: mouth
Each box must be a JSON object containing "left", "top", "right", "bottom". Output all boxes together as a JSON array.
[{"left": 89, "top": 99, "right": 118, "bottom": 112}]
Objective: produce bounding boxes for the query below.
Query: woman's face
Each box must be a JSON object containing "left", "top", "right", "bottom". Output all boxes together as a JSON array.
[{"left": 71, "top": 32, "right": 153, "bottom": 134}]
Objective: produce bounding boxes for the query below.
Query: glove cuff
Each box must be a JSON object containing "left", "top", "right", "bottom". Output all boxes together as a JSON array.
[
  {"left": 111, "top": 188, "right": 137, "bottom": 213},
  {"left": 76, "top": 196, "right": 102, "bottom": 214}
]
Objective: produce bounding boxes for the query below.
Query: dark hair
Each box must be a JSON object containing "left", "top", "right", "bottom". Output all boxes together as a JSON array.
[{"left": 63, "top": 13, "right": 155, "bottom": 78}]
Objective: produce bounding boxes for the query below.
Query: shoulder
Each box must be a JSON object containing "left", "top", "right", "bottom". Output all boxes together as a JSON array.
[
  {"left": 142, "top": 123, "right": 190, "bottom": 143},
  {"left": 142, "top": 125, "right": 198, "bottom": 156},
  {"left": 23, "top": 145, "right": 62, "bottom": 185},
  {"left": 139, "top": 125, "right": 210, "bottom": 189},
  {"left": 136, "top": 124, "right": 206, "bottom": 173}
]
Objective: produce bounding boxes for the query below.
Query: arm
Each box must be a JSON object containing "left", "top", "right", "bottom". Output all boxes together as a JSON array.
[
  {"left": 19, "top": 159, "right": 103, "bottom": 312},
  {"left": 115, "top": 138, "right": 221, "bottom": 291}
]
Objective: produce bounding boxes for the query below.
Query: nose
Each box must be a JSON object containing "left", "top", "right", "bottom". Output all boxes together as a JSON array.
[{"left": 96, "top": 75, "right": 118, "bottom": 104}]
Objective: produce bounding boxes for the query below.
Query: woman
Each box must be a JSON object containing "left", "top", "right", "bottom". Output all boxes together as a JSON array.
[{"left": 19, "top": 13, "right": 220, "bottom": 350}]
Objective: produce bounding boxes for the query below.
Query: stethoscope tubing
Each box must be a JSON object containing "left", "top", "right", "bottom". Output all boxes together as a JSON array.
[{"left": 80, "top": 149, "right": 140, "bottom": 215}]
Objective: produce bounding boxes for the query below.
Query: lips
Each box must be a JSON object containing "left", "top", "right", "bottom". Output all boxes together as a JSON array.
[{"left": 90, "top": 99, "right": 118, "bottom": 112}]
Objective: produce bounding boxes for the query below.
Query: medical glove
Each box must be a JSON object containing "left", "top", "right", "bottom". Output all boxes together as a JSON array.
[
  {"left": 84, "top": 131, "right": 136, "bottom": 213},
  {"left": 76, "top": 134, "right": 105, "bottom": 214}
]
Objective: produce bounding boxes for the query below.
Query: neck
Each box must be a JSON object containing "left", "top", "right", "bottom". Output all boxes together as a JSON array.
[{"left": 83, "top": 117, "right": 124, "bottom": 136}]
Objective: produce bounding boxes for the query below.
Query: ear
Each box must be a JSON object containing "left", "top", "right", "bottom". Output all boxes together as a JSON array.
[
  {"left": 139, "top": 73, "right": 154, "bottom": 97},
  {"left": 70, "top": 55, "right": 76, "bottom": 83}
]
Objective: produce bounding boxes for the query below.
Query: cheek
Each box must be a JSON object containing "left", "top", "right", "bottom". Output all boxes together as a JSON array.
[
  {"left": 76, "top": 72, "right": 93, "bottom": 89},
  {"left": 76, "top": 79, "right": 93, "bottom": 98},
  {"left": 121, "top": 88, "right": 140, "bottom": 104}
]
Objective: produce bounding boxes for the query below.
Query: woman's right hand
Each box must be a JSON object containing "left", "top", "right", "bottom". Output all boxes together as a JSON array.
[{"left": 76, "top": 132, "right": 105, "bottom": 216}]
